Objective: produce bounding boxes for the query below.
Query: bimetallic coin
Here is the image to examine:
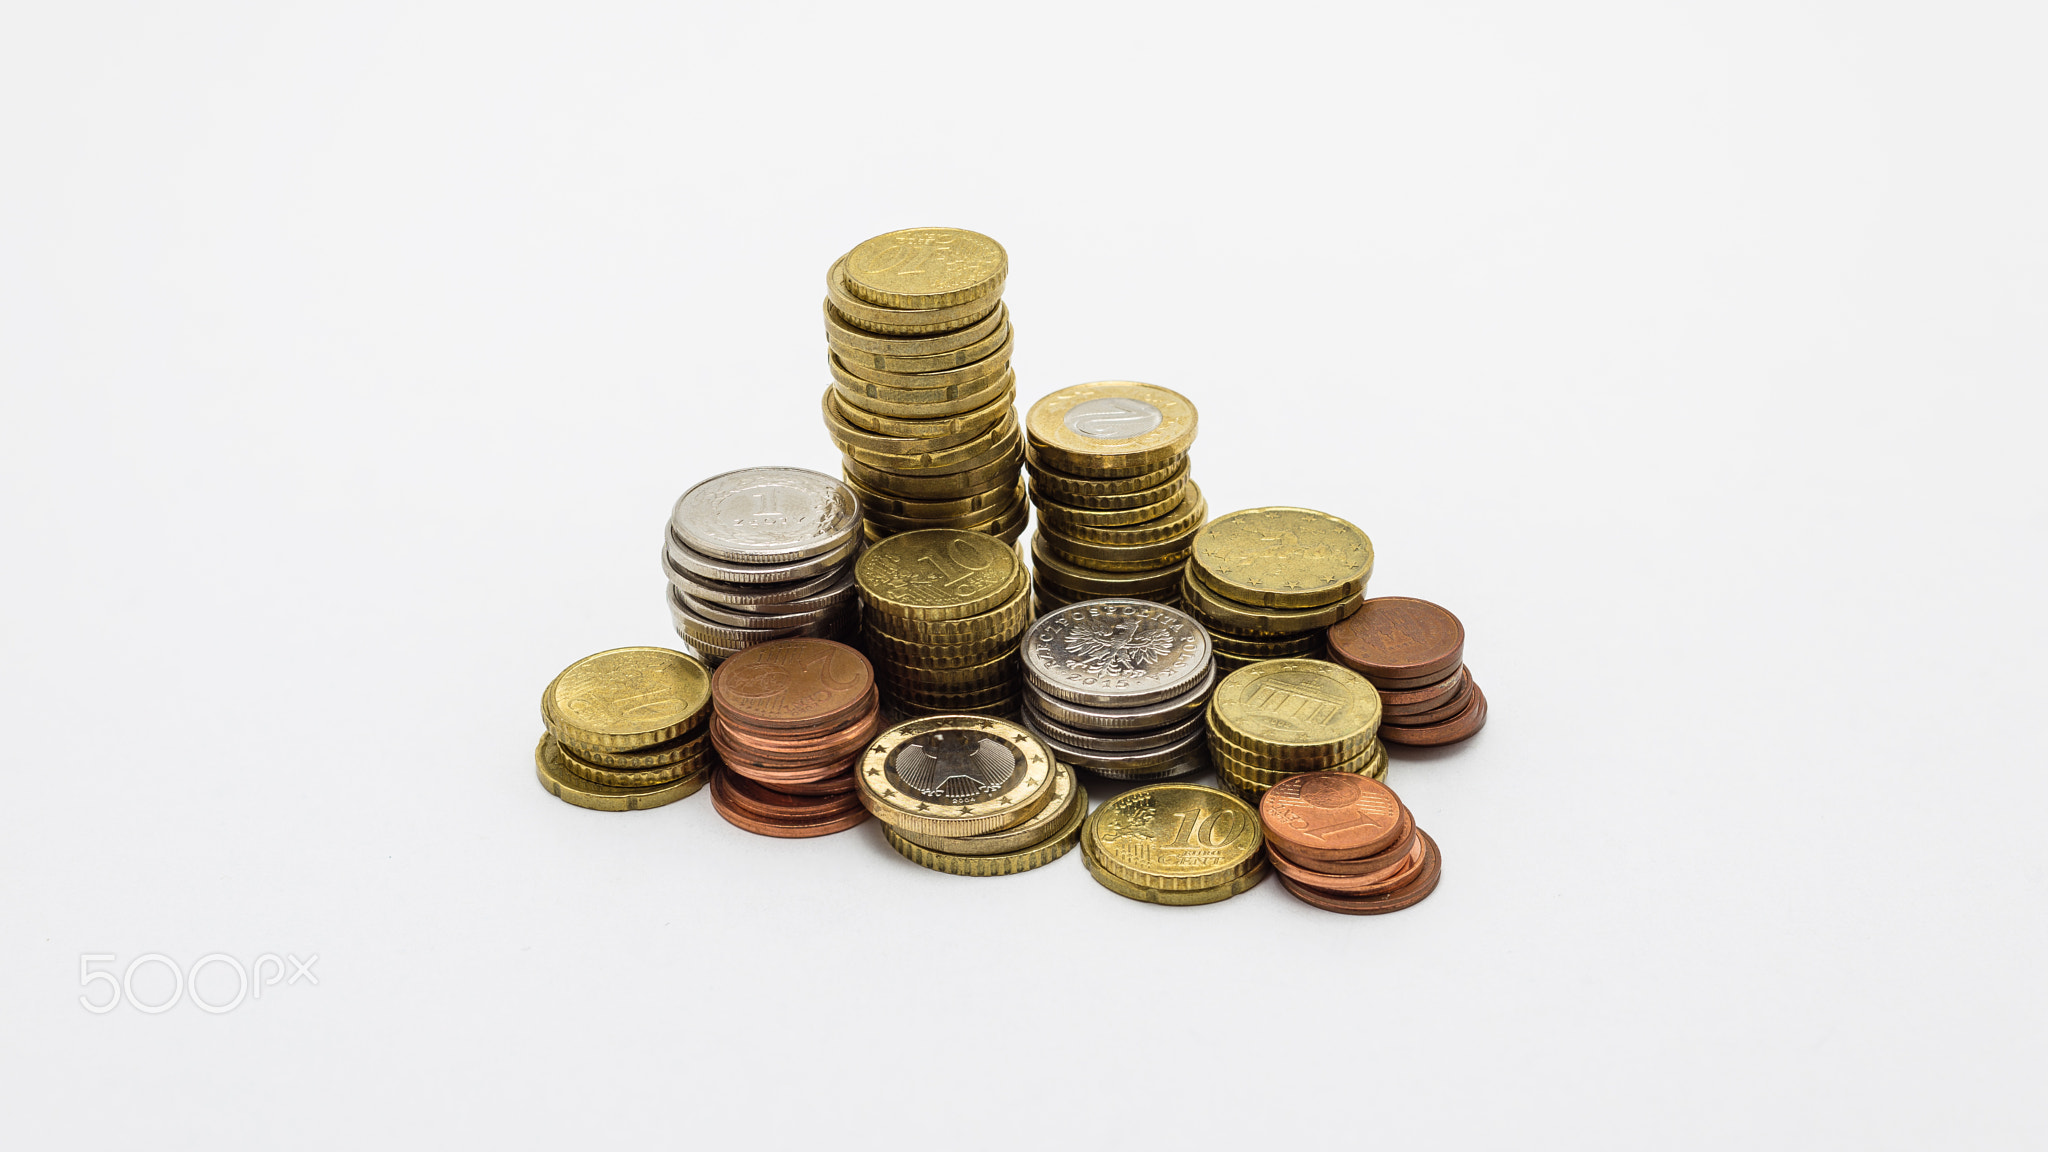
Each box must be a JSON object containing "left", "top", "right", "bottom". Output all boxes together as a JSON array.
[
  {"left": 856, "top": 528, "right": 1024, "bottom": 621},
  {"left": 1025, "top": 382, "right": 1199, "bottom": 477},
  {"left": 1085, "top": 783, "right": 1263, "bottom": 891},
  {"left": 1022, "top": 598, "right": 1212, "bottom": 707},
  {"left": 1325, "top": 596, "right": 1467, "bottom": 683},
  {"left": 1022, "top": 661, "right": 1216, "bottom": 732},
  {"left": 857, "top": 715, "right": 1057, "bottom": 837},
  {"left": 1182, "top": 565, "right": 1363, "bottom": 636},
  {"left": 542, "top": 647, "right": 711, "bottom": 753},
  {"left": 823, "top": 299, "right": 1008, "bottom": 358},
  {"left": 535, "top": 734, "right": 708, "bottom": 812},
  {"left": 1210, "top": 658, "right": 1382, "bottom": 758},
  {"left": 890, "top": 761, "right": 1082, "bottom": 857},
  {"left": 1190, "top": 507, "right": 1374, "bottom": 610},
  {"left": 665, "top": 531, "right": 860, "bottom": 586},
  {"left": 842, "top": 228, "right": 1008, "bottom": 310},
  {"left": 668, "top": 467, "right": 862, "bottom": 565}
]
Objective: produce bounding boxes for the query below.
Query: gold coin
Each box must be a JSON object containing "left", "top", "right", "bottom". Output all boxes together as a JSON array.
[
  {"left": 552, "top": 720, "right": 707, "bottom": 767},
  {"left": 1210, "top": 658, "right": 1382, "bottom": 759},
  {"left": 862, "top": 482, "right": 1024, "bottom": 533},
  {"left": 1025, "top": 450, "right": 1187, "bottom": 503},
  {"left": 1084, "top": 783, "right": 1264, "bottom": 892},
  {"left": 1027, "top": 533, "right": 1186, "bottom": 595},
  {"left": 1047, "top": 484, "right": 1205, "bottom": 547},
  {"left": 1080, "top": 833, "right": 1269, "bottom": 905},
  {"left": 1204, "top": 632, "right": 1327, "bottom": 661},
  {"left": 884, "top": 787, "right": 1083, "bottom": 875},
  {"left": 866, "top": 631, "right": 1023, "bottom": 670},
  {"left": 824, "top": 299, "right": 1008, "bottom": 357},
  {"left": 1190, "top": 507, "right": 1374, "bottom": 609},
  {"left": 831, "top": 328, "right": 1012, "bottom": 391},
  {"left": 534, "top": 734, "right": 708, "bottom": 812},
  {"left": 891, "top": 762, "right": 1081, "bottom": 856},
  {"left": 1180, "top": 565, "right": 1363, "bottom": 636},
  {"left": 856, "top": 529, "right": 1023, "bottom": 621},
  {"left": 835, "top": 410, "right": 1020, "bottom": 474},
  {"left": 842, "top": 441, "right": 1021, "bottom": 499},
  {"left": 832, "top": 384, "right": 1013, "bottom": 441},
  {"left": 841, "top": 228, "right": 1008, "bottom": 310},
  {"left": 834, "top": 368, "right": 1019, "bottom": 419},
  {"left": 1032, "top": 481, "right": 1186, "bottom": 532},
  {"left": 880, "top": 675, "right": 1025, "bottom": 710},
  {"left": 875, "top": 648, "right": 1017, "bottom": 691},
  {"left": 541, "top": 647, "right": 711, "bottom": 753},
  {"left": 831, "top": 317, "right": 1011, "bottom": 374},
  {"left": 829, "top": 350, "right": 1012, "bottom": 409},
  {"left": 856, "top": 715, "right": 1057, "bottom": 836},
  {"left": 1040, "top": 518, "right": 1201, "bottom": 568},
  {"left": 864, "top": 568, "right": 1030, "bottom": 634},
  {"left": 823, "top": 390, "right": 1010, "bottom": 457},
  {"left": 556, "top": 731, "right": 712, "bottom": 787},
  {"left": 1207, "top": 716, "right": 1380, "bottom": 775},
  {"left": 1024, "top": 382, "right": 1198, "bottom": 477},
  {"left": 844, "top": 470, "right": 1020, "bottom": 520},
  {"left": 1219, "top": 745, "right": 1385, "bottom": 799},
  {"left": 826, "top": 258, "right": 1002, "bottom": 334},
  {"left": 1041, "top": 540, "right": 1193, "bottom": 573}
]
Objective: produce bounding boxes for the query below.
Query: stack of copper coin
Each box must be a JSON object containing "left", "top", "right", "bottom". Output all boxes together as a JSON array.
[
  {"left": 856, "top": 528, "right": 1031, "bottom": 719},
  {"left": 1259, "top": 771, "right": 1441, "bottom": 915},
  {"left": 1182, "top": 507, "right": 1373, "bottom": 673},
  {"left": 1018, "top": 599, "right": 1217, "bottom": 782},
  {"left": 821, "top": 228, "right": 1027, "bottom": 546},
  {"left": 1207, "top": 658, "right": 1386, "bottom": 800},
  {"left": 1325, "top": 596, "right": 1487, "bottom": 747},
  {"left": 1025, "top": 382, "right": 1202, "bottom": 611},
  {"left": 705, "top": 638, "right": 879, "bottom": 837}
]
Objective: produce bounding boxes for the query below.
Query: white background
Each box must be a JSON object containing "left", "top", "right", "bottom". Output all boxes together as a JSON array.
[{"left": 3, "top": 2, "right": 2043, "bottom": 1147}]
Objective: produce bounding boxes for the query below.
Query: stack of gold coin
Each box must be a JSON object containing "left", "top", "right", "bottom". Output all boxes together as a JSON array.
[
  {"left": 859, "top": 715, "right": 1085, "bottom": 876},
  {"left": 1207, "top": 658, "right": 1386, "bottom": 800},
  {"left": 821, "top": 228, "right": 1026, "bottom": 547},
  {"left": 534, "top": 647, "right": 715, "bottom": 812},
  {"left": 1079, "top": 782, "right": 1268, "bottom": 905},
  {"left": 1025, "top": 382, "right": 1201, "bottom": 611},
  {"left": 1182, "top": 506, "right": 1374, "bottom": 673},
  {"left": 855, "top": 528, "right": 1030, "bottom": 719}
]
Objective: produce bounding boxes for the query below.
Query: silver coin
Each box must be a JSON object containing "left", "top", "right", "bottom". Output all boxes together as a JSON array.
[
  {"left": 664, "top": 530, "right": 859, "bottom": 585},
  {"left": 1077, "top": 743, "right": 1209, "bottom": 782},
  {"left": 1022, "top": 661, "right": 1215, "bottom": 731},
  {"left": 665, "top": 561, "right": 847, "bottom": 608},
  {"left": 1021, "top": 598, "right": 1212, "bottom": 707},
  {"left": 667, "top": 597, "right": 853, "bottom": 647},
  {"left": 668, "top": 565, "right": 858, "bottom": 619},
  {"left": 667, "top": 584, "right": 853, "bottom": 630},
  {"left": 669, "top": 466, "right": 862, "bottom": 564},
  {"left": 1018, "top": 699, "right": 1206, "bottom": 752},
  {"left": 1064, "top": 397, "right": 1162, "bottom": 439},
  {"left": 1017, "top": 711, "right": 1208, "bottom": 774}
]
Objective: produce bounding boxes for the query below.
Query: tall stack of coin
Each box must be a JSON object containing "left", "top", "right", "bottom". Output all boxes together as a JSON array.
[
  {"left": 534, "top": 647, "right": 715, "bottom": 812},
  {"left": 860, "top": 715, "right": 1083, "bottom": 876},
  {"left": 1025, "top": 382, "right": 1201, "bottom": 611},
  {"left": 705, "top": 639, "right": 879, "bottom": 837},
  {"left": 1079, "top": 783, "right": 1268, "bottom": 906},
  {"left": 1326, "top": 597, "right": 1488, "bottom": 747},
  {"left": 821, "top": 228, "right": 1026, "bottom": 546},
  {"left": 855, "top": 528, "right": 1030, "bottom": 719},
  {"left": 1018, "top": 599, "right": 1216, "bottom": 782},
  {"left": 1182, "top": 507, "right": 1373, "bottom": 673},
  {"left": 663, "top": 467, "right": 863, "bottom": 666},
  {"left": 1260, "top": 772, "right": 1441, "bottom": 915},
  {"left": 1207, "top": 658, "right": 1386, "bottom": 800}
]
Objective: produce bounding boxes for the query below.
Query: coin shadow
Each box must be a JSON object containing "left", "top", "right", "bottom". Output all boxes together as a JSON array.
[{"left": 1382, "top": 731, "right": 1486, "bottom": 765}]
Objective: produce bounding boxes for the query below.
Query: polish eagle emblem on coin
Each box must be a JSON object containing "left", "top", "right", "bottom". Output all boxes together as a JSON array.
[{"left": 1061, "top": 615, "right": 1176, "bottom": 676}]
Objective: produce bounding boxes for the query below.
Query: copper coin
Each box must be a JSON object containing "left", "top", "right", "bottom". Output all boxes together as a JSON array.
[
  {"left": 715, "top": 746, "right": 861, "bottom": 788},
  {"left": 1267, "top": 803, "right": 1414, "bottom": 869},
  {"left": 1326, "top": 597, "right": 1465, "bottom": 683},
  {"left": 1376, "top": 664, "right": 1468, "bottom": 712},
  {"left": 1327, "top": 649, "right": 1463, "bottom": 692},
  {"left": 710, "top": 639, "right": 875, "bottom": 732},
  {"left": 1381, "top": 675, "right": 1475, "bottom": 726},
  {"left": 1267, "top": 830, "right": 1426, "bottom": 894},
  {"left": 1279, "top": 832, "right": 1441, "bottom": 914},
  {"left": 710, "top": 771, "right": 869, "bottom": 838},
  {"left": 1379, "top": 679, "right": 1488, "bottom": 747},
  {"left": 1259, "top": 772, "right": 1406, "bottom": 859},
  {"left": 711, "top": 707, "right": 882, "bottom": 766}
]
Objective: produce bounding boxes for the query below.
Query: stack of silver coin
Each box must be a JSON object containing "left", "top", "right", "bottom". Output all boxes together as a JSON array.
[
  {"left": 663, "top": 467, "right": 863, "bottom": 665},
  {"left": 1017, "top": 599, "right": 1216, "bottom": 780}
]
